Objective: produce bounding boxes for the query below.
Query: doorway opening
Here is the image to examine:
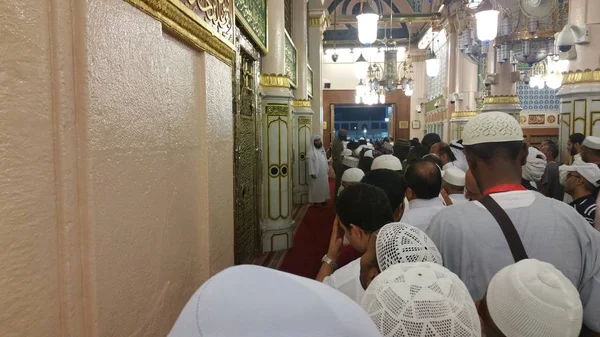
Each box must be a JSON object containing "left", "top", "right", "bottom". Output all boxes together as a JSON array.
[{"left": 331, "top": 104, "right": 394, "bottom": 142}]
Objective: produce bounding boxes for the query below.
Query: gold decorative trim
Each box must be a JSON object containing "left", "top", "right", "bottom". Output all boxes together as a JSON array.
[
  {"left": 235, "top": 0, "right": 268, "bottom": 53},
  {"left": 483, "top": 95, "right": 520, "bottom": 105},
  {"left": 309, "top": 13, "right": 327, "bottom": 28},
  {"left": 563, "top": 69, "right": 600, "bottom": 85},
  {"left": 266, "top": 104, "right": 289, "bottom": 116},
  {"left": 298, "top": 116, "right": 312, "bottom": 125},
  {"left": 411, "top": 54, "right": 426, "bottom": 62},
  {"left": 292, "top": 99, "right": 312, "bottom": 107},
  {"left": 124, "top": 0, "right": 235, "bottom": 66},
  {"left": 451, "top": 111, "right": 478, "bottom": 118},
  {"left": 260, "top": 73, "right": 291, "bottom": 88}
]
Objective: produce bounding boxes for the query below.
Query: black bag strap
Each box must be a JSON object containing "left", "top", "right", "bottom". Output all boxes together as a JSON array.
[{"left": 479, "top": 195, "right": 529, "bottom": 262}]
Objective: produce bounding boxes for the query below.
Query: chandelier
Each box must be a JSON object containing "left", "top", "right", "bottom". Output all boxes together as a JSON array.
[{"left": 475, "top": 0, "right": 499, "bottom": 41}]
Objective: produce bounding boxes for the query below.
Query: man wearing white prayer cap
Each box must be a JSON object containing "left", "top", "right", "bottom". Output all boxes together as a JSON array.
[
  {"left": 521, "top": 146, "right": 547, "bottom": 190},
  {"left": 363, "top": 150, "right": 374, "bottom": 158},
  {"left": 167, "top": 265, "right": 381, "bottom": 337},
  {"left": 307, "top": 135, "right": 330, "bottom": 206},
  {"left": 338, "top": 168, "right": 364, "bottom": 196},
  {"left": 359, "top": 222, "right": 442, "bottom": 290},
  {"left": 560, "top": 162, "right": 600, "bottom": 227},
  {"left": 442, "top": 166, "right": 468, "bottom": 204},
  {"left": 478, "top": 259, "right": 582, "bottom": 337},
  {"left": 371, "top": 154, "right": 403, "bottom": 172},
  {"left": 425, "top": 111, "right": 600, "bottom": 333},
  {"left": 342, "top": 154, "right": 359, "bottom": 169},
  {"left": 580, "top": 135, "right": 600, "bottom": 165},
  {"left": 361, "top": 262, "right": 481, "bottom": 337}
]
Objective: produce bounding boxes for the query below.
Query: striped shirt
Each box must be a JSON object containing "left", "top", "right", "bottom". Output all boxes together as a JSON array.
[{"left": 570, "top": 194, "right": 596, "bottom": 227}]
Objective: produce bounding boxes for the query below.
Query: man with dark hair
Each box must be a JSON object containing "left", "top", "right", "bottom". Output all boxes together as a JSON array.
[
  {"left": 332, "top": 129, "right": 348, "bottom": 201},
  {"left": 539, "top": 139, "right": 564, "bottom": 200},
  {"left": 361, "top": 169, "right": 407, "bottom": 222},
  {"left": 316, "top": 183, "right": 393, "bottom": 303},
  {"left": 421, "top": 153, "right": 444, "bottom": 170},
  {"left": 568, "top": 132, "right": 585, "bottom": 163},
  {"left": 430, "top": 142, "right": 458, "bottom": 169},
  {"left": 422, "top": 133, "right": 441, "bottom": 151},
  {"left": 392, "top": 139, "right": 411, "bottom": 163},
  {"left": 562, "top": 163, "right": 600, "bottom": 227},
  {"left": 426, "top": 111, "right": 600, "bottom": 333},
  {"left": 400, "top": 159, "right": 444, "bottom": 231}
]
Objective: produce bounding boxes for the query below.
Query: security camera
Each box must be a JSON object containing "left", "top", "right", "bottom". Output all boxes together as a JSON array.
[
  {"left": 557, "top": 24, "right": 589, "bottom": 53},
  {"left": 484, "top": 78, "right": 492, "bottom": 88},
  {"left": 331, "top": 53, "right": 339, "bottom": 62},
  {"left": 434, "top": 100, "right": 440, "bottom": 109},
  {"left": 416, "top": 105, "right": 422, "bottom": 113},
  {"left": 449, "top": 92, "right": 463, "bottom": 104},
  {"left": 521, "top": 73, "right": 530, "bottom": 85}
]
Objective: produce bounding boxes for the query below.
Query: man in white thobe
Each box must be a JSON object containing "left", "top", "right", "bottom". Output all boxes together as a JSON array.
[{"left": 307, "top": 135, "right": 330, "bottom": 205}]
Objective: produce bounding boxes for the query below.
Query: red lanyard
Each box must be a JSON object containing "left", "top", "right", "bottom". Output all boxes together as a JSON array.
[{"left": 483, "top": 184, "right": 527, "bottom": 196}]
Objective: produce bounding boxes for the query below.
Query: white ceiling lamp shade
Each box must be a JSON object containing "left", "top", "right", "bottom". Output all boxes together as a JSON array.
[
  {"left": 425, "top": 49, "right": 440, "bottom": 77},
  {"left": 404, "top": 85, "right": 413, "bottom": 96},
  {"left": 354, "top": 53, "right": 369, "bottom": 79},
  {"left": 357, "top": 13, "right": 379, "bottom": 45},
  {"left": 545, "top": 73, "right": 563, "bottom": 89},
  {"left": 475, "top": 0, "right": 499, "bottom": 42},
  {"left": 356, "top": 79, "right": 367, "bottom": 97}
]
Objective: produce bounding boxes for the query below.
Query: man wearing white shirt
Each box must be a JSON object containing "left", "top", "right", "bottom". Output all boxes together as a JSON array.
[
  {"left": 442, "top": 166, "right": 468, "bottom": 204},
  {"left": 426, "top": 111, "right": 600, "bottom": 333},
  {"left": 400, "top": 159, "right": 445, "bottom": 231},
  {"left": 316, "top": 184, "right": 393, "bottom": 303}
]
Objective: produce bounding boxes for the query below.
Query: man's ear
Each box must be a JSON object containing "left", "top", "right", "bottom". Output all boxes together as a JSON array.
[
  {"left": 366, "top": 267, "right": 379, "bottom": 288},
  {"left": 394, "top": 203, "right": 404, "bottom": 221},
  {"left": 406, "top": 188, "right": 415, "bottom": 200}
]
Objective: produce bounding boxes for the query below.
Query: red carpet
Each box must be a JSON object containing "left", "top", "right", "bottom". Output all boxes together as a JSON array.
[{"left": 279, "top": 179, "right": 361, "bottom": 278}]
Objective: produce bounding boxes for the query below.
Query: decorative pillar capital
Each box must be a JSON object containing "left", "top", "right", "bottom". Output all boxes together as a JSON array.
[
  {"left": 481, "top": 95, "right": 522, "bottom": 119},
  {"left": 260, "top": 73, "right": 291, "bottom": 88},
  {"left": 292, "top": 99, "right": 313, "bottom": 107},
  {"left": 309, "top": 9, "right": 328, "bottom": 34}
]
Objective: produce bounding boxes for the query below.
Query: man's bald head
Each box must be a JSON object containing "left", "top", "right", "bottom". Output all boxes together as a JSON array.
[
  {"left": 430, "top": 142, "right": 457, "bottom": 166},
  {"left": 465, "top": 169, "right": 482, "bottom": 201},
  {"left": 404, "top": 159, "right": 442, "bottom": 200}
]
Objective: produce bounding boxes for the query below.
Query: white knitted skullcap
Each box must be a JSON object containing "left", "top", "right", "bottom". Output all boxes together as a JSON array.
[
  {"left": 371, "top": 155, "right": 403, "bottom": 171},
  {"left": 364, "top": 150, "right": 374, "bottom": 158},
  {"left": 375, "top": 222, "right": 442, "bottom": 272},
  {"left": 341, "top": 149, "right": 352, "bottom": 157},
  {"left": 583, "top": 135, "right": 600, "bottom": 150},
  {"left": 354, "top": 145, "right": 366, "bottom": 156},
  {"left": 342, "top": 168, "right": 365, "bottom": 183},
  {"left": 343, "top": 156, "right": 359, "bottom": 168},
  {"left": 168, "top": 265, "right": 381, "bottom": 337},
  {"left": 487, "top": 259, "right": 583, "bottom": 337},
  {"left": 443, "top": 167, "right": 466, "bottom": 187},
  {"left": 361, "top": 262, "right": 481, "bottom": 337},
  {"left": 462, "top": 111, "right": 523, "bottom": 146},
  {"left": 366, "top": 143, "right": 375, "bottom": 150}
]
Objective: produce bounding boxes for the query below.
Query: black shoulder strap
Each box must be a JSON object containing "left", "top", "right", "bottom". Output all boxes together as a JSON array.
[{"left": 479, "top": 195, "right": 529, "bottom": 262}]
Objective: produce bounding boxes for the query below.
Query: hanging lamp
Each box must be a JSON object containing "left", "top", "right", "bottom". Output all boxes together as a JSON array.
[
  {"left": 425, "top": 48, "right": 440, "bottom": 77},
  {"left": 475, "top": 0, "right": 499, "bottom": 41},
  {"left": 357, "top": 2, "right": 379, "bottom": 45},
  {"left": 354, "top": 52, "right": 369, "bottom": 79}
]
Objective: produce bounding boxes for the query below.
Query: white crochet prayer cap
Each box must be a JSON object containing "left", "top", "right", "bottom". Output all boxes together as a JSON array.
[
  {"left": 462, "top": 111, "right": 523, "bottom": 146},
  {"left": 375, "top": 222, "right": 442, "bottom": 272},
  {"left": 383, "top": 142, "right": 394, "bottom": 151},
  {"left": 364, "top": 150, "right": 374, "bottom": 158},
  {"left": 354, "top": 145, "right": 366, "bottom": 156},
  {"left": 168, "top": 265, "right": 381, "bottom": 337},
  {"left": 487, "top": 259, "right": 583, "bottom": 337},
  {"left": 342, "top": 156, "right": 359, "bottom": 168},
  {"left": 366, "top": 143, "right": 375, "bottom": 150},
  {"left": 342, "top": 168, "right": 365, "bottom": 183},
  {"left": 583, "top": 135, "right": 600, "bottom": 150},
  {"left": 522, "top": 147, "right": 547, "bottom": 183},
  {"left": 371, "top": 154, "right": 403, "bottom": 171},
  {"left": 361, "top": 262, "right": 481, "bottom": 337},
  {"left": 560, "top": 162, "right": 600, "bottom": 187},
  {"left": 442, "top": 166, "right": 466, "bottom": 186},
  {"left": 341, "top": 148, "right": 352, "bottom": 157}
]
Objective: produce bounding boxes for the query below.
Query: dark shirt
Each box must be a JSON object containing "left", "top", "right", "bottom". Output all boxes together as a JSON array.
[
  {"left": 332, "top": 139, "right": 344, "bottom": 162},
  {"left": 569, "top": 194, "right": 596, "bottom": 227},
  {"left": 540, "top": 162, "right": 565, "bottom": 201}
]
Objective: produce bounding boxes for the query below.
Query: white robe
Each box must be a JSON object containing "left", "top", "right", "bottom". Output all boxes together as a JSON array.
[{"left": 307, "top": 143, "right": 331, "bottom": 203}]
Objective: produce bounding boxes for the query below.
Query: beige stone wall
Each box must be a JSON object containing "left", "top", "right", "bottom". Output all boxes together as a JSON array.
[{"left": 0, "top": 0, "right": 234, "bottom": 336}]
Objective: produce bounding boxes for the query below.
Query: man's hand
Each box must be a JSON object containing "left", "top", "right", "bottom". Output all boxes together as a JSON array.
[
  {"left": 327, "top": 217, "right": 344, "bottom": 262},
  {"left": 440, "top": 189, "right": 453, "bottom": 206},
  {"left": 311, "top": 174, "right": 317, "bottom": 179}
]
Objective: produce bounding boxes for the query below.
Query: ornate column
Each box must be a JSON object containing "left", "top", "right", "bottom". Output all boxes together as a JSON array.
[
  {"left": 260, "top": 0, "right": 294, "bottom": 252},
  {"left": 308, "top": 9, "right": 328, "bottom": 140},
  {"left": 445, "top": 25, "right": 458, "bottom": 142},
  {"left": 410, "top": 53, "right": 427, "bottom": 140},
  {"left": 451, "top": 47, "right": 479, "bottom": 140},
  {"left": 292, "top": 0, "right": 313, "bottom": 205},
  {"left": 557, "top": 0, "right": 600, "bottom": 155},
  {"left": 481, "top": 44, "right": 522, "bottom": 119}
]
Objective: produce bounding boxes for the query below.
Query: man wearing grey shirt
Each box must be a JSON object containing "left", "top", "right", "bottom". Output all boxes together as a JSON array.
[
  {"left": 539, "top": 139, "right": 564, "bottom": 200},
  {"left": 426, "top": 111, "right": 600, "bottom": 333}
]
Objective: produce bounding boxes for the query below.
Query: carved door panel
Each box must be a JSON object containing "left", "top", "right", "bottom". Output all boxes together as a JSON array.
[{"left": 233, "top": 35, "right": 261, "bottom": 265}]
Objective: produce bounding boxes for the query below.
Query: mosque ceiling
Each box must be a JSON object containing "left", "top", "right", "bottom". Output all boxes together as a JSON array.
[{"left": 322, "top": 0, "right": 446, "bottom": 49}]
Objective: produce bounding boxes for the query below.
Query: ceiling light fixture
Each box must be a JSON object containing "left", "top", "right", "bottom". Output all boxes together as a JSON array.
[
  {"left": 475, "top": 0, "right": 499, "bottom": 41},
  {"left": 425, "top": 48, "right": 440, "bottom": 77},
  {"left": 357, "top": 2, "right": 379, "bottom": 45}
]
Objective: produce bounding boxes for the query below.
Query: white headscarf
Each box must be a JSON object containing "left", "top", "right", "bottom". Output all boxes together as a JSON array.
[
  {"left": 522, "top": 147, "right": 547, "bottom": 184},
  {"left": 307, "top": 135, "right": 325, "bottom": 160},
  {"left": 168, "top": 265, "right": 381, "bottom": 337},
  {"left": 450, "top": 141, "right": 468, "bottom": 172}
]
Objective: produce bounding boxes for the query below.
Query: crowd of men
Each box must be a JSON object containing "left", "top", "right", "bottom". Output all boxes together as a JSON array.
[{"left": 166, "top": 111, "right": 599, "bottom": 337}]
